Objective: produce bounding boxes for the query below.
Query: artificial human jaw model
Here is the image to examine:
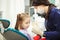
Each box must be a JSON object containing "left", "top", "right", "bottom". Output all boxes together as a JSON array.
[{"left": 32, "top": 9, "right": 46, "bottom": 36}]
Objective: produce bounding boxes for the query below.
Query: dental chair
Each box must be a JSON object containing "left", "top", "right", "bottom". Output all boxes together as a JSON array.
[
  {"left": 4, "top": 28, "right": 29, "bottom": 40},
  {"left": 0, "top": 19, "right": 29, "bottom": 40},
  {"left": 0, "top": 19, "right": 10, "bottom": 40}
]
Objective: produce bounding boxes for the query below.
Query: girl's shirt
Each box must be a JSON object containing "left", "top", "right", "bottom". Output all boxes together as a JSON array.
[{"left": 20, "top": 29, "right": 33, "bottom": 40}]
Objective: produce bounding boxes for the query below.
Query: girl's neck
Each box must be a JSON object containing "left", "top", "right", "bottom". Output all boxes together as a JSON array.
[
  {"left": 18, "top": 27, "right": 27, "bottom": 30},
  {"left": 20, "top": 28, "right": 27, "bottom": 30}
]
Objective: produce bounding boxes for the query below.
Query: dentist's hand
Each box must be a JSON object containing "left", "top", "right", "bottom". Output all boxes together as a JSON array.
[{"left": 32, "top": 22, "right": 44, "bottom": 37}]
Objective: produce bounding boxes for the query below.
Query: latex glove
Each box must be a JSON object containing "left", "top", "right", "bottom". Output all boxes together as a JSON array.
[{"left": 32, "top": 22, "right": 44, "bottom": 37}]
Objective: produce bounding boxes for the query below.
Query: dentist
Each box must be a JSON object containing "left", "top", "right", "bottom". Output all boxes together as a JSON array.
[{"left": 32, "top": 0, "right": 60, "bottom": 40}]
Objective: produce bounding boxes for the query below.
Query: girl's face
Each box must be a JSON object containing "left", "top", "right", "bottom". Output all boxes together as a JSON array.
[{"left": 21, "top": 17, "right": 30, "bottom": 29}]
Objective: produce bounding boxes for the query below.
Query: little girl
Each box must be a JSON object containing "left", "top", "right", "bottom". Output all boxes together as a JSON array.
[{"left": 15, "top": 13, "right": 33, "bottom": 40}]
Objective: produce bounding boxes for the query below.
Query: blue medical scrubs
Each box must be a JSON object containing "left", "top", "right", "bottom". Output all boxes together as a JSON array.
[{"left": 44, "top": 7, "right": 60, "bottom": 40}]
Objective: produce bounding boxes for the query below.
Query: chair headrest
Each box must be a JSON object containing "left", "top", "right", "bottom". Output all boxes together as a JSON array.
[{"left": 0, "top": 19, "right": 10, "bottom": 28}]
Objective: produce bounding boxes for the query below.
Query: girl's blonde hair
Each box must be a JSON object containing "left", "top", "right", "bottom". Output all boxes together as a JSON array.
[{"left": 15, "top": 13, "right": 30, "bottom": 30}]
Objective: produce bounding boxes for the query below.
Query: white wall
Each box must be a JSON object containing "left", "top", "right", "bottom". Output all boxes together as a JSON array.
[
  {"left": 55, "top": 0, "right": 60, "bottom": 8},
  {"left": 0, "top": 0, "right": 25, "bottom": 28}
]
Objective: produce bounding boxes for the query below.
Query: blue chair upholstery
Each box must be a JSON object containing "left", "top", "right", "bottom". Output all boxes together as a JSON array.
[{"left": 3, "top": 28, "right": 29, "bottom": 40}]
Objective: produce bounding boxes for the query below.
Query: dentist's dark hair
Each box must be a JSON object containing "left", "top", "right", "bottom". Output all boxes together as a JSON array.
[
  {"left": 32, "top": 0, "right": 56, "bottom": 19},
  {"left": 32, "top": 0, "right": 56, "bottom": 6}
]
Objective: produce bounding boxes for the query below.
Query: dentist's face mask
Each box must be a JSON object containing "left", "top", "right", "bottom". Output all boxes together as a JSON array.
[{"left": 36, "top": 7, "right": 46, "bottom": 18}]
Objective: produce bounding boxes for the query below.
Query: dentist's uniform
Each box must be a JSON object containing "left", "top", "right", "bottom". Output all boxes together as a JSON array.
[{"left": 44, "top": 7, "right": 60, "bottom": 40}]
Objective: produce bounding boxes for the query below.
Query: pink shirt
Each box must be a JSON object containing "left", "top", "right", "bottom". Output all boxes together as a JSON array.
[{"left": 20, "top": 29, "right": 33, "bottom": 40}]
